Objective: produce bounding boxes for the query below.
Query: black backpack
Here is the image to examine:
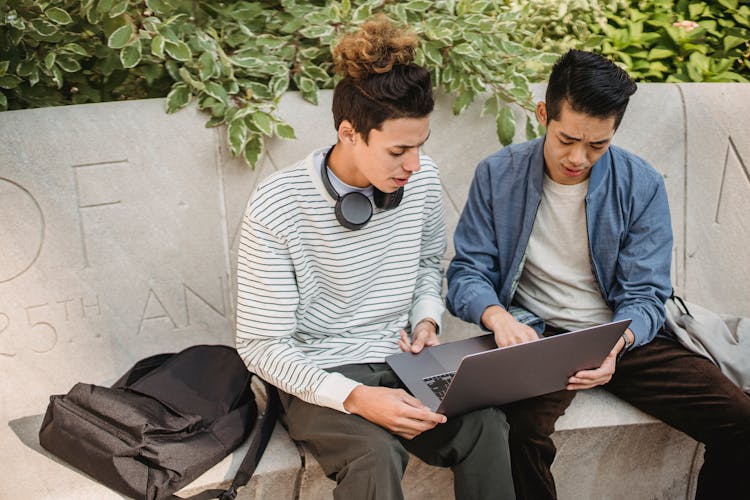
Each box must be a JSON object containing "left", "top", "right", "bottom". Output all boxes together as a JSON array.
[{"left": 38, "top": 344, "right": 279, "bottom": 500}]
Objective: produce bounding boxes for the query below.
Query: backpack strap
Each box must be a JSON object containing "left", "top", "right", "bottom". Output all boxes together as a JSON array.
[{"left": 178, "top": 380, "right": 281, "bottom": 500}]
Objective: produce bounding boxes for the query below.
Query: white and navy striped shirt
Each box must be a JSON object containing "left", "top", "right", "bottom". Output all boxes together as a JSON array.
[{"left": 235, "top": 147, "right": 446, "bottom": 412}]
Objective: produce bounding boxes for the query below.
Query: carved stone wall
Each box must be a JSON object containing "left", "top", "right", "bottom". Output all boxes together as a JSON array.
[{"left": 1, "top": 83, "right": 747, "bottom": 499}]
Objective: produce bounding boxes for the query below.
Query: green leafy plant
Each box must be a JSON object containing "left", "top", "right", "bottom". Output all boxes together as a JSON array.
[
  {"left": 584, "top": 0, "right": 750, "bottom": 82},
  {"left": 1, "top": 0, "right": 560, "bottom": 166}
]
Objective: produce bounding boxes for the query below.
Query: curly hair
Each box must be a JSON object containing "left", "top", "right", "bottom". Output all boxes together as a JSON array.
[{"left": 331, "top": 16, "right": 433, "bottom": 142}]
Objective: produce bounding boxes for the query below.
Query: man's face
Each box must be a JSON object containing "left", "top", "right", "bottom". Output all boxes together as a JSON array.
[
  {"left": 349, "top": 116, "right": 431, "bottom": 192},
  {"left": 537, "top": 100, "right": 617, "bottom": 185}
]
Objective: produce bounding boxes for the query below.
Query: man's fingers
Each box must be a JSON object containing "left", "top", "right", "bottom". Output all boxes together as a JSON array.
[
  {"left": 398, "top": 330, "right": 411, "bottom": 352},
  {"left": 392, "top": 414, "right": 443, "bottom": 439},
  {"left": 398, "top": 395, "right": 447, "bottom": 424},
  {"left": 411, "top": 336, "right": 425, "bottom": 353},
  {"left": 494, "top": 325, "right": 539, "bottom": 347}
]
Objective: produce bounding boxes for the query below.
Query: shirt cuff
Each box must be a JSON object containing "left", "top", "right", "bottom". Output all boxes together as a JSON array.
[
  {"left": 315, "top": 372, "right": 362, "bottom": 413},
  {"left": 410, "top": 297, "right": 444, "bottom": 334},
  {"left": 467, "top": 288, "right": 503, "bottom": 329}
]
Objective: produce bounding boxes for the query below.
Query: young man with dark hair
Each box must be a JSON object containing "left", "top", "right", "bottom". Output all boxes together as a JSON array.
[
  {"left": 236, "top": 18, "right": 515, "bottom": 500},
  {"left": 447, "top": 49, "right": 750, "bottom": 500}
]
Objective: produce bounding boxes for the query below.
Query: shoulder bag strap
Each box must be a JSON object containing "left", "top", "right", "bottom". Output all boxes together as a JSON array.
[{"left": 177, "top": 381, "right": 281, "bottom": 500}]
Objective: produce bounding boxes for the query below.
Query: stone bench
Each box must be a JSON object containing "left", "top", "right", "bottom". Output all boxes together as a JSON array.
[{"left": 1, "top": 83, "right": 748, "bottom": 499}]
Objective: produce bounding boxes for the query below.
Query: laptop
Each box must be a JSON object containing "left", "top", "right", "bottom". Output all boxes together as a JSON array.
[{"left": 386, "top": 319, "right": 630, "bottom": 417}]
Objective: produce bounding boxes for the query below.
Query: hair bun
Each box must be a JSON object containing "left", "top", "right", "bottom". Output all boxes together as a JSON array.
[{"left": 333, "top": 16, "right": 417, "bottom": 80}]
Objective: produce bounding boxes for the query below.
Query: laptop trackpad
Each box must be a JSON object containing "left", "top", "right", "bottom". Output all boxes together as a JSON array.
[{"left": 429, "top": 334, "right": 497, "bottom": 371}]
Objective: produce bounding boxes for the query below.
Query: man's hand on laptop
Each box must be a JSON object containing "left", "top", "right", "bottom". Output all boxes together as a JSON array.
[
  {"left": 343, "top": 385, "right": 447, "bottom": 439},
  {"left": 482, "top": 305, "right": 539, "bottom": 347},
  {"left": 566, "top": 345, "right": 617, "bottom": 390},
  {"left": 566, "top": 328, "right": 633, "bottom": 390},
  {"left": 398, "top": 319, "right": 440, "bottom": 354}
]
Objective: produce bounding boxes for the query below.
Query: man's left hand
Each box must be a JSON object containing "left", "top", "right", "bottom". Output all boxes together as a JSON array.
[
  {"left": 398, "top": 320, "right": 439, "bottom": 354},
  {"left": 567, "top": 344, "right": 618, "bottom": 390}
]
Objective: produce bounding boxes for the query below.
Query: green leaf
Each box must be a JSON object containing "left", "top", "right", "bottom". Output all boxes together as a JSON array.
[
  {"left": 452, "top": 43, "right": 477, "bottom": 57},
  {"left": 198, "top": 52, "right": 217, "bottom": 80},
  {"left": 0, "top": 75, "right": 22, "bottom": 89},
  {"left": 251, "top": 111, "right": 274, "bottom": 136},
  {"left": 352, "top": 3, "right": 372, "bottom": 22},
  {"left": 109, "top": 0, "right": 129, "bottom": 18},
  {"left": 404, "top": 0, "right": 432, "bottom": 12},
  {"left": 120, "top": 41, "right": 142, "bottom": 68},
  {"left": 648, "top": 48, "right": 674, "bottom": 60},
  {"left": 481, "top": 96, "right": 498, "bottom": 118},
  {"left": 51, "top": 66, "right": 64, "bottom": 89},
  {"left": 299, "top": 25, "right": 334, "bottom": 39},
  {"left": 146, "top": 0, "right": 174, "bottom": 15},
  {"left": 496, "top": 106, "right": 515, "bottom": 146},
  {"left": 304, "top": 11, "right": 330, "bottom": 24},
  {"left": 243, "top": 134, "right": 263, "bottom": 168},
  {"left": 44, "top": 52, "right": 57, "bottom": 71},
  {"left": 178, "top": 67, "right": 204, "bottom": 91},
  {"left": 0, "top": 61, "right": 8, "bottom": 76},
  {"left": 108, "top": 24, "right": 134, "bottom": 49},
  {"left": 205, "top": 115, "right": 225, "bottom": 128},
  {"left": 452, "top": 90, "right": 474, "bottom": 115},
  {"left": 45, "top": 7, "right": 73, "bottom": 25},
  {"left": 724, "top": 35, "right": 746, "bottom": 51},
  {"left": 166, "top": 83, "right": 191, "bottom": 113},
  {"left": 688, "top": 3, "right": 706, "bottom": 19},
  {"left": 61, "top": 43, "right": 88, "bottom": 56},
  {"left": 16, "top": 61, "right": 36, "bottom": 77},
  {"left": 151, "top": 35, "right": 165, "bottom": 58},
  {"left": 276, "top": 123, "right": 296, "bottom": 140},
  {"left": 228, "top": 118, "right": 248, "bottom": 156},
  {"left": 165, "top": 40, "right": 192, "bottom": 61},
  {"left": 271, "top": 75, "right": 290, "bottom": 97},
  {"left": 231, "top": 54, "right": 263, "bottom": 69},
  {"left": 390, "top": 3, "right": 408, "bottom": 24},
  {"left": 97, "top": 0, "right": 115, "bottom": 14},
  {"left": 298, "top": 76, "right": 316, "bottom": 94},
  {"left": 525, "top": 115, "right": 538, "bottom": 141},
  {"left": 255, "top": 36, "right": 288, "bottom": 51},
  {"left": 56, "top": 55, "right": 82, "bottom": 72},
  {"left": 31, "top": 18, "right": 58, "bottom": 36},
  {"left": 0, "top": 91, "right": 7, "bottom": 111},
  {"left": 422, "top": 42, "right": 444, "bottom": 66},
  {"left": 204, "top": 81, "right": 228, "bottom": 105},
  {"left": 86, "top": 5, "right": 102, "bottom": 24},
  {"left": 718, "top": 0, "right": 738, "bottom": 10},
  {"left": 302, "top": 65, "right": 329, "bottom": 82}
]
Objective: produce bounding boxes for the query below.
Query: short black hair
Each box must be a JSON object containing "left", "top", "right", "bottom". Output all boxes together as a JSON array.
[{"left": 545, "top": 49, "right": 637, "bottom": 129}]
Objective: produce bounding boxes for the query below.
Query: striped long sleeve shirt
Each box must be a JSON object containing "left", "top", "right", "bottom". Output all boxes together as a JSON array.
[{"left": 235, "top": 147, "right": 447, "bottom": 413}]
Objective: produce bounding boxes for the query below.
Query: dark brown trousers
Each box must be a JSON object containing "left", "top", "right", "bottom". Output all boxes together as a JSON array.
[{"left": 502, "top": 337, "right": 750, "bottom": 500}]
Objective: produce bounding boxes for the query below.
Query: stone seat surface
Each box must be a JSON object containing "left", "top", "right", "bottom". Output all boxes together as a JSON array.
[{"left": 2, "top": 83, "right": 748, "bottom": 499}]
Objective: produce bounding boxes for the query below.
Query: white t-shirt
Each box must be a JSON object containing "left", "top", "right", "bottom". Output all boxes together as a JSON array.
[{"left": 514, "top": 174, "right": 613, "bottom": 331}]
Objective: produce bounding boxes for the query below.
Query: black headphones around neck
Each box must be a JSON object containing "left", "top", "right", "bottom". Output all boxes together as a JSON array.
[{"left": 320, "top": 146, "right": 403, "bottom": 230}]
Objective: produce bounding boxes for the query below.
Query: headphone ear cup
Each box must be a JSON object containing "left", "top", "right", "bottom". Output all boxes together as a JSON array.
[
  {"left": 335, "top": 191, "right": 373, "bottom": 230},
  {"left": 374, "top": 187, "right": 404, "bottom": 210}
]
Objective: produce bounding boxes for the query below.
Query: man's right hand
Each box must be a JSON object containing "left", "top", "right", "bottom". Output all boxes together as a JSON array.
[
  {"left": 482, "top": 305, "right": 539, "bottom": 347},
  {"left": 343, "top": 385, "right": 447, "bottom": 439}
]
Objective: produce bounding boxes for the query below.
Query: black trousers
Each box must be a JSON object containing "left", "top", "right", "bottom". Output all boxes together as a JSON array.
[
  {"left": 502, "top": 337, "right": 750, "bottom": 500},
  {"left": 279, "top": 363, "right": 516, "bottom": 500}
]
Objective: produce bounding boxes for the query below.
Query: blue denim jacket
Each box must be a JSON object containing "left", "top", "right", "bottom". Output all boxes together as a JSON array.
[{"left": 446, "top": 137, "right": 673, "bottom": 348}]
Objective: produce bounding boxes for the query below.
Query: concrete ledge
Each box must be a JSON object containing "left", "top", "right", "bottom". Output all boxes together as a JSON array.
[{"left": 3, "top": 83, "right": 748, "bottom": 499}]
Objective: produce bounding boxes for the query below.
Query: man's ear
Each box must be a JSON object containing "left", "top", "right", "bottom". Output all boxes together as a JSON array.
[
  {"left": 338, "top": 120, "right": 358, "bottom": 146},
  {"left": 535, "top": 101, "right": 548, "bottom": 127}
]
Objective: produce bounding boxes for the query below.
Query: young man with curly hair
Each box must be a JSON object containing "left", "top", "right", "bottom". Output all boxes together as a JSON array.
[{"left": 236, "top": 18, "right": 515, "bottom": 500}]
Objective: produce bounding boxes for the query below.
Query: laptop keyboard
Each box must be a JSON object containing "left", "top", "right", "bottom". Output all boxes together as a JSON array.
[{"left": 423, "top": 372, "right": 456, "bottom": 399}]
